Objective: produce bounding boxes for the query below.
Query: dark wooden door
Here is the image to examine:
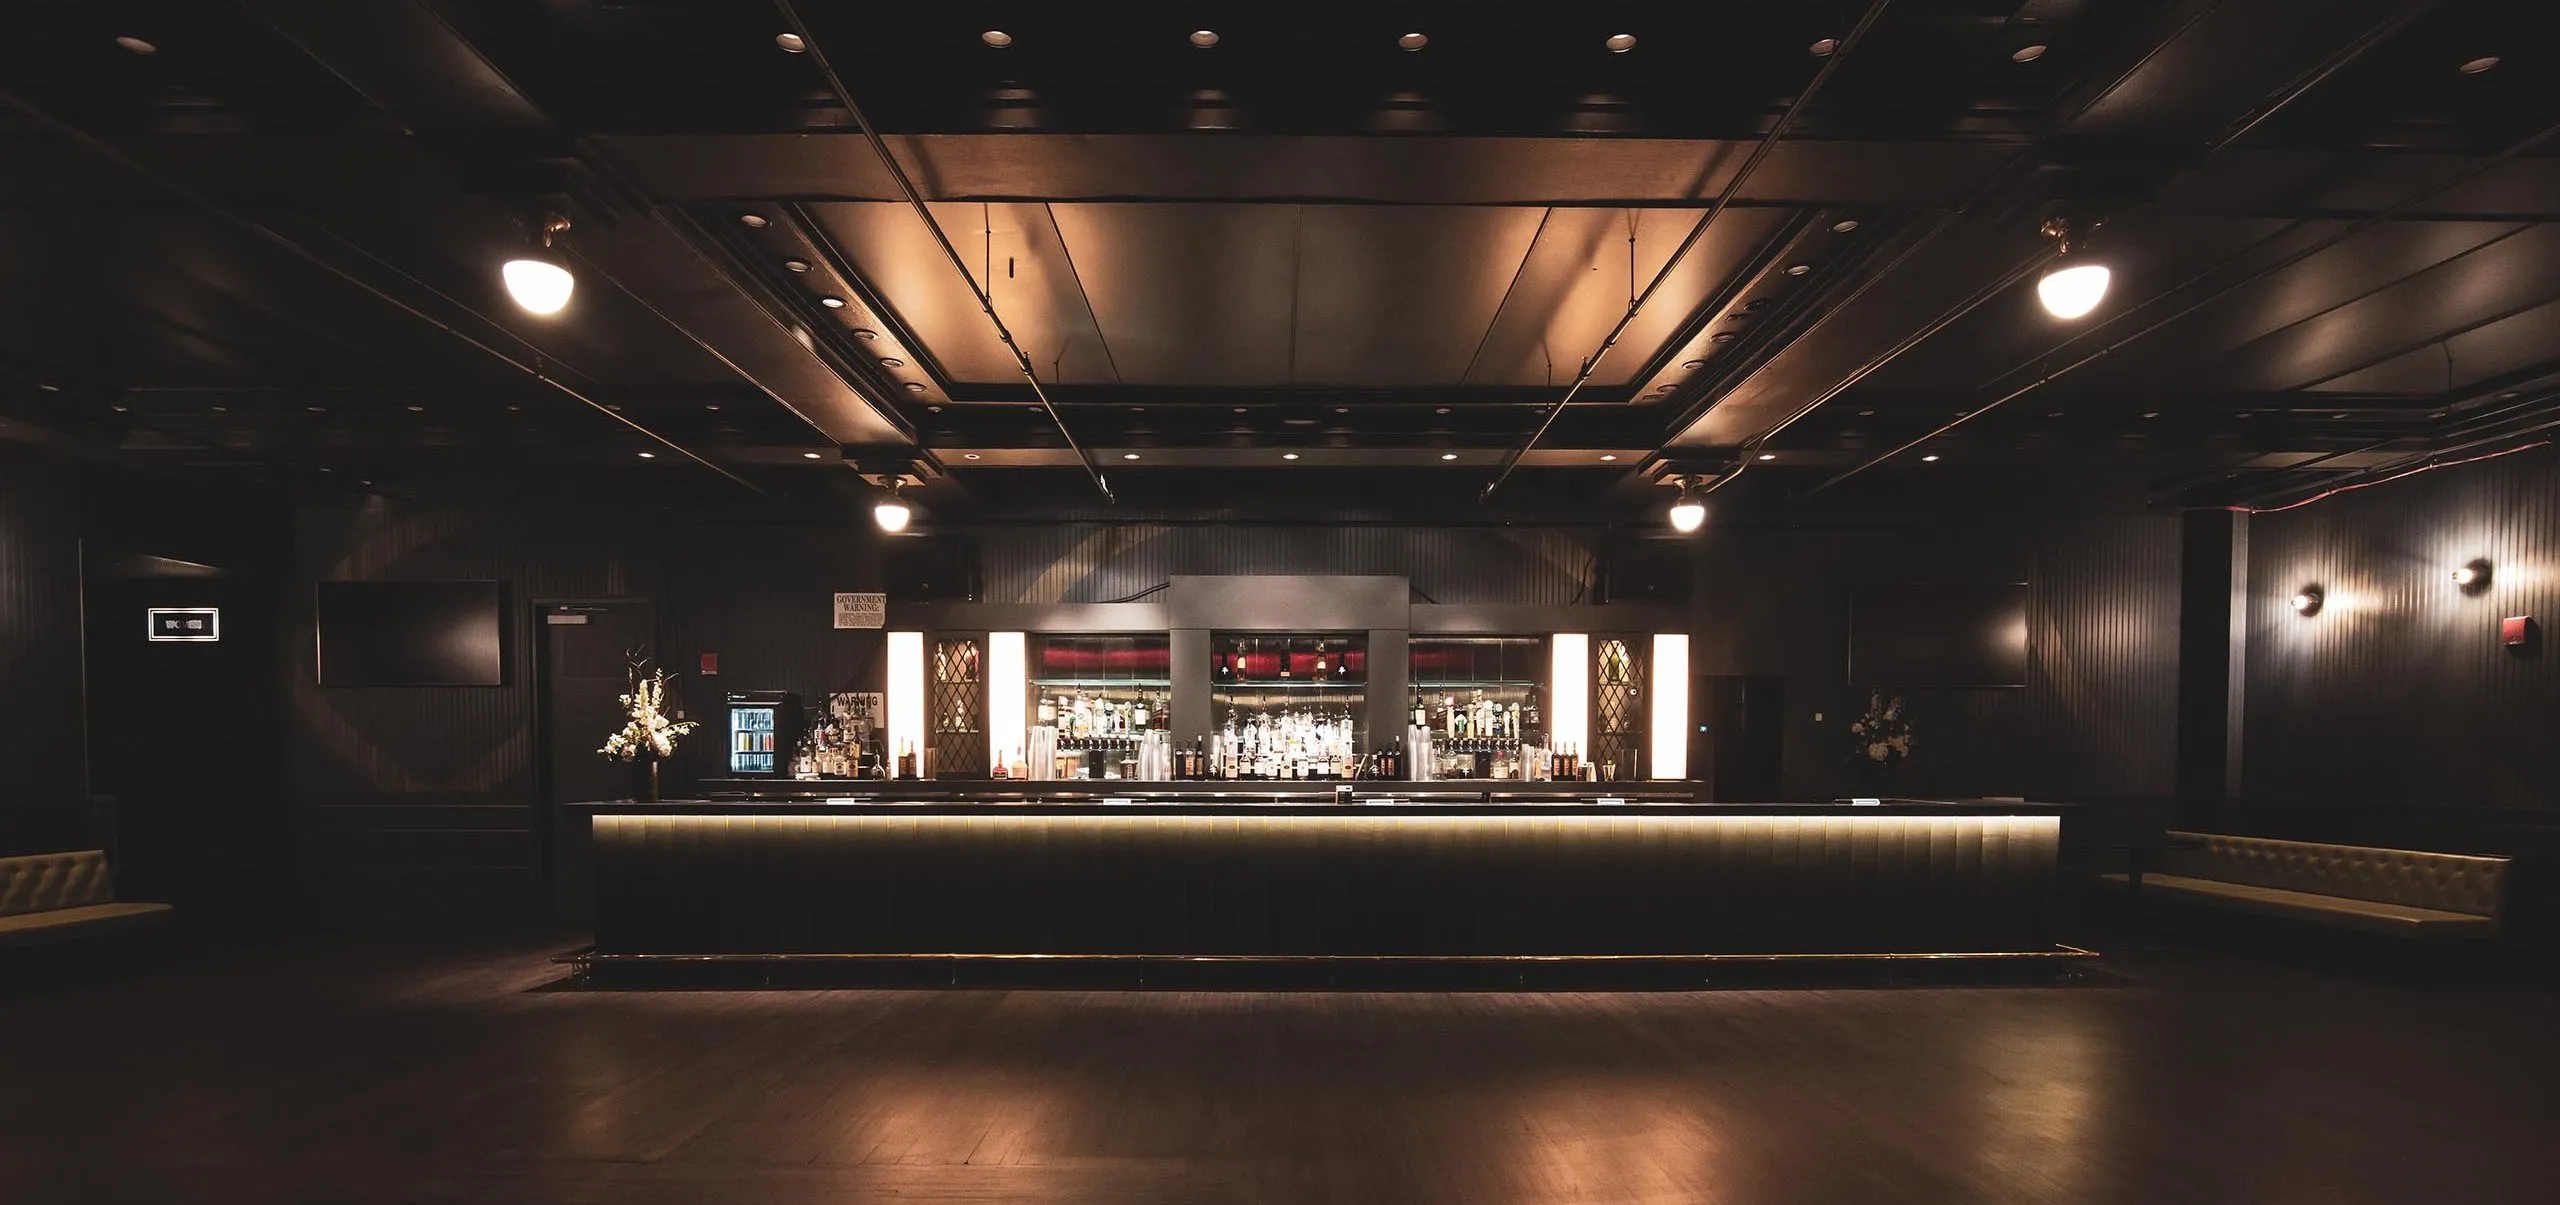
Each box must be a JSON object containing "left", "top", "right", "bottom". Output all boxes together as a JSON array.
[{"left": 537, "top": 602, "right": 651, "bottom": 922}]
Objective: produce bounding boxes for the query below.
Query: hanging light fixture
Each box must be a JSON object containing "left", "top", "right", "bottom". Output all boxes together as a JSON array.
[
  {"left": 1667, "top": 480, "right": 1707, "bottom": 534},
  {"left": 2037, "top": 215, "right": 2109, "bottom": 320},
  {"left": 873, "top": 482, "right": 913, "bottom": 533},
  {"left": 502, "top": 215, "right": 575, "bottom": 316}
]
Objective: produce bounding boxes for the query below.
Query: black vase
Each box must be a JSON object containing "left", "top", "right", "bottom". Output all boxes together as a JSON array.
[{"left": 631, "top": 758, "right": 661, "bottom": 803}]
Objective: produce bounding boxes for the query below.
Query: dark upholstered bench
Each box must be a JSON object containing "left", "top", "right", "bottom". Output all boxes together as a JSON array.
[
  {"left": 2103, "top": 831, "right": 2510, "bottom": 940},
  {"left": 0, "top": 850, "right": 174, "bottom": 947}
]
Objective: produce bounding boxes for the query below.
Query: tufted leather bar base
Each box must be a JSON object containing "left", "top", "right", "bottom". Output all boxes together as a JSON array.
[
  {"left": 0, "top": 851, "right": 174, "bottom": 948},
  {"left": 2104, "top": 831, "right": 2510, "bottom": 941}
]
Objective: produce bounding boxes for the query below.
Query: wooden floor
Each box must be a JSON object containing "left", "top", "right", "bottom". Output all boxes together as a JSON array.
[{"left": 2, "top": 932, "right": 2555, "bottom": 1204}]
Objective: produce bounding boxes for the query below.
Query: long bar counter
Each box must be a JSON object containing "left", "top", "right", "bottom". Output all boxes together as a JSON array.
[{"left": 575, "top": 792, "right": 2072, "bottom": 960}]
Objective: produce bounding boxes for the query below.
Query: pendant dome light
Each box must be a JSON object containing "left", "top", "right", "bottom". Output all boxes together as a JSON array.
[
  {"left": 1667, "top": 480, "right": 1707, "bottom": 534},
  {"left": 503, "top": 215, "right": 576, "bottom": 316},
  {"left": 872, "top": 482, "right": 914, "bottom": 533},
  {"left": 2036, "top": 215, "right": 2109, "bottom": 320}
]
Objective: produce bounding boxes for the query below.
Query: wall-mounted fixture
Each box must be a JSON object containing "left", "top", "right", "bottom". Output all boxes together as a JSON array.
[
  {"left": 501, "top": 215, "right": 575, "bottom": 316},
  {"left": 886, "top": 632, "right": 924, "bottom": 775},
  {"left": 2037, "top": 215, "right": 2109, "bottom": 320},
  {"left": 1649, "top": 634, "right": 1690, "bottom": 780},
  {"left": 2289, "top": 586, "right": 2324, "bottom": 617},
  {"left": 2501, "top": 615, "right": 2536, "bottom": 651},
  {"left": 2452, "top": 558, "right": 2493, "bottom": 595},
  {"left": 1550, "top": 635, "right": 1590, "bottom": 760}
]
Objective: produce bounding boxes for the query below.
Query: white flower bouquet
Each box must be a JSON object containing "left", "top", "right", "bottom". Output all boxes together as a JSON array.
[
  {"left": 599, "top": 662, "right": 698, "bottom": 762},
  {"left": 1847, "top": 690, "right": 1913, "bottom": 764}
]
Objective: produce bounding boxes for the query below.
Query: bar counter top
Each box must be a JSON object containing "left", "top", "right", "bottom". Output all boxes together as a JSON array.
[{"left": 574, "top": 794, "right": 2063, "bottom": 816}]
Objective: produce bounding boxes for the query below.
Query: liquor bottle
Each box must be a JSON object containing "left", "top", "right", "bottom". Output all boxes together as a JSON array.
[
  {"left": 992, "top": 750, "right": 1010, "bottom": 780},
  {"left": 1412, "top": 698, "right": 1427, "bottom": 728}
]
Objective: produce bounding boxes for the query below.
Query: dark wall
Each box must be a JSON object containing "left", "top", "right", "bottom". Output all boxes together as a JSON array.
[
  {"left": 1693, "top": 515, "right": 2181, "bottom": 803},
  {"left": 288, "top": 499, "right": 886, "bottom": 916},
  {"left": 970, "top": 523, "right": 1630, "bottom": 606},
  {"left": 2243, "top": 445, "right": 2560, "bottom": 853},
  {"left": 0, "top": 444, "right": 87, "bottom": 821}
]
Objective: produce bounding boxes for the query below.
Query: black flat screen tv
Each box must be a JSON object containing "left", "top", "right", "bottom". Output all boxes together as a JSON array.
[
  {"left": 317, "top": 581, "right": 506, "bottom": 686},
  {"left": 1848, "top": 582, "right": 2027, "bottom": 688}
]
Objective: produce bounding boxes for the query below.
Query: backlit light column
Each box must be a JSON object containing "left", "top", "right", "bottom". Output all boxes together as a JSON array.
[
  {"left": 1649, "top": 633, "right": 1689, "bottom": 780},
  {"left": 1550, "top": 633, "right": 1589, "bottom": 760},
  {"left": 988, "top": 631, "right": 1026, "bottom": 775},
  {"left": 887, "top": 631, "right": 925, "bottom": 771}
]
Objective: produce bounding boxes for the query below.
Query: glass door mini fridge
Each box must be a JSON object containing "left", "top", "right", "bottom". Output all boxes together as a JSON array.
[{"left": 723, "top": 691, "right": 801, "bottom": 778}]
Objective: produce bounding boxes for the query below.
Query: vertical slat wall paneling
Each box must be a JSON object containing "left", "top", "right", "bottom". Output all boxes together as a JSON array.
[
  {"left": 290, "top": 501, "right": 887, "bottom": 914},
  {"left": 2022, "top": 516, "right": 2182, "bottom": 802},
  {"left": 974, "top": 525, "right": 1604, "bottom": 606},
  {"left": 0, "top": 445, "right": 86, "bottom": 810},
  {"left": 2244, "top": 446, "right": 2560, "bottom": 850},
  {"left": 1690, "top": 516, "right": 2181, "bottom": 803}
]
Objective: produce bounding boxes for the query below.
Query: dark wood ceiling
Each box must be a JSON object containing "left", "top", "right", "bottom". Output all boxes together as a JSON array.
[{"left": 2, "top": 0, "right": 2557, "bottom": 520}]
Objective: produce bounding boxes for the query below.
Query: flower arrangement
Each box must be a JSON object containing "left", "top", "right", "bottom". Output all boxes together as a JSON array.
[
  {"left": 1849, "top": 690, "right": 1913, "bottom": 764},
  {"left": 599, "top": 662, "right": 697, "bottom": 762}
]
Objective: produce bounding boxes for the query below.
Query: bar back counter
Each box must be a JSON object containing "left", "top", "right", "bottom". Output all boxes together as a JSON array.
[{"left": 574, "top": 789, "right": 2073, "bottom": 963}]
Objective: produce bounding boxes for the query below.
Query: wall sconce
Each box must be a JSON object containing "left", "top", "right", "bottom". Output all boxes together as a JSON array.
[
  {"left": 2452, "top": 558, "right": 2493, "bottom": 596},
  {"left": 2289, "top": 586, "right": 2324, "bottom": 617}
]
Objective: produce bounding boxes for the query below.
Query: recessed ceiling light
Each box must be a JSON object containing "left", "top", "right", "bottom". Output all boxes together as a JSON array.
[
  {"left": 2011, "top": 44, "right": 2049, "bottom": 63},
  {"left": 904, "top": 382, "right": 926, "bottom": 392},
  {"left": 1809, "top": 37, "right": 1839, "bottom": 57},
  {"left": 1435, "top": 406, "right": 1452, "bottom": 414},
  {"left": 2141, "top": 411, "right": 2159, "bottom": 419},
  {"left": 963, "top": 452, "right": 980, "bottom": 460},
  {"left": 2428, "top": 410, "right": 2448, "bottom": 419},
  {"left": 1600, "top": 454, "right": 1618, "bottom": 462},
  {"left": 1335, "top": 406, "right": 1350, "bottom": 414},
  {"left": 705, "top": 403, "right": 723, "bottom": 412},
  {"left": 1234, "top": 407, "right": 1248, "bottom": 414},
  {"left": 782, "top": 258, "right": 810, "bottom": 273},
  {"left": 814, "top": 296, "right": 841, "bottom": 309},
  {"left": 1399, "top": 33, "right": 1428, "bottom": 52},
  {"left": 1785, "top": 263, "right": 1812, "bottom": 276},
  {"left": 1605, "top": 33, "right": 1637, "bottom": 54},
  {"left": 1283, "top": 452, "right": 1301, "bottom": 460},
  {"left": 1440, "top": 452, "right": 1459, "bottom": 461},
  {"left": 802, "top": 451, "right": 823, "bottom": 459},
  {"left": 1710, "top": 332, "right": 1739, "bottom": 344},
  {"left": 852, "top": 328, "right": 878, "bottom": 340},
  {"left": 1830, "top": 218, "right": 1860, "bottom": 233},
  {"left": 981, "top": 30, "right": 1013, "bottom": 48},
  {"left": 879, "top": 357, "right": 904, "bottom": 367},
  {"left": 38, "top": 383, "right": 59, "bottom": 392},
  {"left": 1122, "top": 452, "right": 1141, "bottom": 460},
  {"left": 2459, "top": 55, "right": 2500, "bottom": 75},
  {"left": 2497, "top": 391, "right": 2520, "bottom": 399},
  {"left": 115, "top": 36, "right": 157, "bottom": 55},
  {"left": 637, "top": 451, "right": 657, "bottom": 459},
  {"left": 406, "top": 404, "right": 425, "bottom": 412},
  {"left": 928, "top": 405, "right": 942, "bottom": 413},
  {"left": 306, "top": 405, "right": 325, "bottom": 413},
  {"left": 738, "top": 213, "right": 768, "bottom": 228},
  {"left": 209, "top": 405, "right": 227, "bottom": 413},
  {"left": 1757, "top": 452, "right": 1777, "bottom": 461},
  {"left": 2048, "top": 411, "right": 2065, "bottom": 418},
  {"left": 1189, "top": 29, "right": 1220, "bottom": 49},
  {"left": 1920, "top": 454, "right": 1940, "bottom": 462},
  {"left": 1858, "top": 409, "right": 1875, "bottom": 416},
  {"left": 607, "top": 404, "right": 622, "bottom": 411},
  {"left": 2331, "top": 412, "right": 2348, "bottom": 419},
  {"left": 112, "top": 405, "right": 129, "bottom": 413},
  {"left": 775, "top": 32, "right": 806, "bottom": 53},
  {"left": 1681, "top": 359, "right": 1707, "bottom": 370}
]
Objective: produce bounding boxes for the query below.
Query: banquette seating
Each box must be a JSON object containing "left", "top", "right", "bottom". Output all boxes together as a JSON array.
[
  {"left": 2104, "top": 831, "right": 2510, "bottom": 940},
  {"left": 0, "top": 850, "right": 173, "bottom": 947}
]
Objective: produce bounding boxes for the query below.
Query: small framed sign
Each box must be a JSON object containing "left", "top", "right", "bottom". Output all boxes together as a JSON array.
[
  {"left": 833, "top": 592, "right": 886, "bottom": 629},
  {"left": 147, "top": 608, "right": 221, "bottom": 643}
]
